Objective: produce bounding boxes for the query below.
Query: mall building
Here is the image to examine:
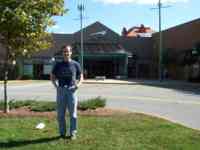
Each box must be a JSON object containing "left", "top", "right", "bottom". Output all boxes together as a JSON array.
[
  {"left": 16, "top": 21, "right": 155, "bottom": 79},
  {"left": 0, "top": 19, "right": 199, "bottom": 81}
]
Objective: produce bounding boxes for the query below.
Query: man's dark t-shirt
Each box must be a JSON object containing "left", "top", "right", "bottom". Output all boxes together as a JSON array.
[{"left": 52, "top": 60, "right": 81, "bottom": 87}]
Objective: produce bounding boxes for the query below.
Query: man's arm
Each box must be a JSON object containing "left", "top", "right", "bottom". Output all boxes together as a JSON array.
[
  {"left": 76, "top": 73, "right": 83, "bottom": 88},
  {"left": 75, "top": 62, "right": 83, "bottom": 88},
  {"left": 50, "top": 73, "right": 58, "bottom": 88}
]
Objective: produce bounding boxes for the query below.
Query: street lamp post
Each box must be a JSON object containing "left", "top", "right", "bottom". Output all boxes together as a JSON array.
[
  {"left": 151, "top": 0, "right": 171, "bottom": 81},
  {"left": 77, "top": 3, "right": 84, "bottom": 71},
  {"left": 158, "top": 0, "right": 163, "bottom": 81}
]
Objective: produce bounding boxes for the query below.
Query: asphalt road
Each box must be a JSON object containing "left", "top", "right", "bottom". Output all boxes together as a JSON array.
[{"left": 1, "top": 81, "right": 200, "bottom": 130}]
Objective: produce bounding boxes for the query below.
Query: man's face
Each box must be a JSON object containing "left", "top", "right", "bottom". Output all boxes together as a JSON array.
[{"left": 63, "top": 46, "right": 72, "bottom": 59}]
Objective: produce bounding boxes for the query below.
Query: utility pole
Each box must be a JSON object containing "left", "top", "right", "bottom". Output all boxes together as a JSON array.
[
  {"left": 77, "top": 3, "right": 84, "bottom": 71},
  {"left": 151, "top": 1, "right": 171, "bottom": 81},
  {"left": 158, "top": 0, "right": 162, "bottom": 81}
]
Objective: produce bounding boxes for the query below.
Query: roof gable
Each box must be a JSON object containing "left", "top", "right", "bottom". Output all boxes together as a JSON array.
[
  {"left": 32, "top": 33, "right": 74, "bottom": 58},
  {"left": 74, "top": 21, "right": 120, "bottom": 43}
]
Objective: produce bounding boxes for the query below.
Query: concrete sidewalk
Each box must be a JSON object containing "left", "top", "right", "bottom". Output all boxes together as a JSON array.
[
  {"left": 1, "top": 79, "right": 199, "bottom": 88},
  {"left": 83, "top": 79, "right": 200, "bottom": 87},
  {"left": 83, "top": 79, "right": 136, "bottom": 84}
]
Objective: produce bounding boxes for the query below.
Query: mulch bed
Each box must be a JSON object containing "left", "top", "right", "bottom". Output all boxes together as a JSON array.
[{"left": 0, "top": 107, "right": 130, "bottom": 118}]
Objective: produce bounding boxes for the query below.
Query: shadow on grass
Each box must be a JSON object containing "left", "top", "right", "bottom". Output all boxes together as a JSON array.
[{"left": 0, "top": 136, "right": 62, "bottom": 148}]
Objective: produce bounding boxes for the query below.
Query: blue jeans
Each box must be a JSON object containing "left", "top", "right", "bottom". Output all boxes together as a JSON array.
[{"left": 56, "top": 86, "right": 78, "bottom": 136}]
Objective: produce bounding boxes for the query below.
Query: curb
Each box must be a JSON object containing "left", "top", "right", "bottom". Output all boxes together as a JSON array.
[
  {"left": 83, "top": 80, "right": 200, "bottom": 87},
  {"left": 82, "top": 81, "right": 137, "bottom": 85}
]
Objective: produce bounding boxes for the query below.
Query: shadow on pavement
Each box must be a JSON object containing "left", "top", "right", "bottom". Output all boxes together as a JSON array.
[
  {"left": 135, "top": 80, "right": 200, "bottom": 95},
  {"left": 84, "top": 79, "right": 200, "bottom": 95}
]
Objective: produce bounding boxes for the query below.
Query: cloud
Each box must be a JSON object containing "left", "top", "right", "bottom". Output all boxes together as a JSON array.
[
  {"left": 51, "top": 30, "right": 66, "bottom": 34},
  {"left": 94, "top": 0, "right": 189, "bottom": 5},
  {"left": 51, "top": 25, "right": 60, "bottom": 29},
  {"left": 47, "top": 25, "right": 64, "bottom": 33}
]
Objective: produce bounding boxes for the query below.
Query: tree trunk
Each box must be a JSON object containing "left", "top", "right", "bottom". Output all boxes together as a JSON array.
[
  {"left": 3, "top": 45, "right": 9, "bottom": 113},
  {"left": 3, "top": 68, "right": 9, "bottom": 113}
]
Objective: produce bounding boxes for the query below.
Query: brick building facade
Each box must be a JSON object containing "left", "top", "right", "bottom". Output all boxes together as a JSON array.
[
  {"left": 0, "top": 19, "right": 199, "bottom": 81},
  {"left": 153, "top": 18, "right": 200, "bottom": 81}
]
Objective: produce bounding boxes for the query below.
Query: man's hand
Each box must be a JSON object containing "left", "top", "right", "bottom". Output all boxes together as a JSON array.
[
  {"left": 75, "top": 73, "right": 83, "bottom": 88},
  {"left": 68, "top": 85, "right": 78, "bottom": 90},
  {"left": 50, "top": 73, "right": 58, "bottom": 88}
]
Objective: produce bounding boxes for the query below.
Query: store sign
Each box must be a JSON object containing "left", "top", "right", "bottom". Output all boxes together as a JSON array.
[{"left": 90, "top": 30, "right": 107, "bottom": 36}]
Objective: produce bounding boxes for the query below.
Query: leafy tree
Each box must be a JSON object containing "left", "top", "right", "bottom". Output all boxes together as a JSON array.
[{"left": 0, "top": 0, "right": 66, "bottom": 113}]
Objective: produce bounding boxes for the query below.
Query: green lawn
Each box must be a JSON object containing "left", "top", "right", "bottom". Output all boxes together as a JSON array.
[{"left": 0, "top": 113, "right": 200, "bottom": 150}]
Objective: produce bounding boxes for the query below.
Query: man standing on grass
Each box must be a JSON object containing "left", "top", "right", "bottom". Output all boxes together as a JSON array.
[{"left": 50, "top": 45, "right": 83, "bottom": 140}]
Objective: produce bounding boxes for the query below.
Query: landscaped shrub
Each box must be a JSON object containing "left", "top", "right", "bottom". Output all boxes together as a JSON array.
[
  {"left": 78, "top": 97, "right": 106, "bottom": 110},
  {"left": 0, "top": 97, "right": 106, "bottom": 112},
  {"left": 9, "top": 100, "right": 37, "bottom": 109},
  {"left": 21, "top": 75, "right": 32, "bottom": 80},
  {"left": 0, "top": 100, "right": 56, "bottom": 112},
  {"left": 30, "top": 101, "right": 56, "bottom": 112},
  {"left": 0, "top": 100, "right": 35, "bottom": 110}
]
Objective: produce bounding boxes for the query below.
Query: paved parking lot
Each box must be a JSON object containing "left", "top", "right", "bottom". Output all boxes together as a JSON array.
[{"left": 1, "top": 80, "right": 200, "bottom": 130}]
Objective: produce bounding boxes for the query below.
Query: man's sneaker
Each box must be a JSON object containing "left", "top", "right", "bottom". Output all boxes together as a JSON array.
[
  {"left": 59, "top": 135, "right": 65, "bottom": 139},
  {"left": 70, "top": 133, "right": 77, "bottom": 140}
]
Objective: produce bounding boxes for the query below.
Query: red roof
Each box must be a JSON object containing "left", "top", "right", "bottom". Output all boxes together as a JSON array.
[{"left": 122, "top": 24, "right": 154, "bottom": 37}]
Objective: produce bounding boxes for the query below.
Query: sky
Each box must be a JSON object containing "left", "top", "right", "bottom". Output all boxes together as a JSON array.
[{"left": 48, "top": 0, "right": 200, "bottom": 34}]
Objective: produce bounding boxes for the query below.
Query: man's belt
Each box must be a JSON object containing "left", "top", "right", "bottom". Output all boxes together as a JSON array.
[{"left": 62, "top": 85, "right": 78, "bottom": 90}]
